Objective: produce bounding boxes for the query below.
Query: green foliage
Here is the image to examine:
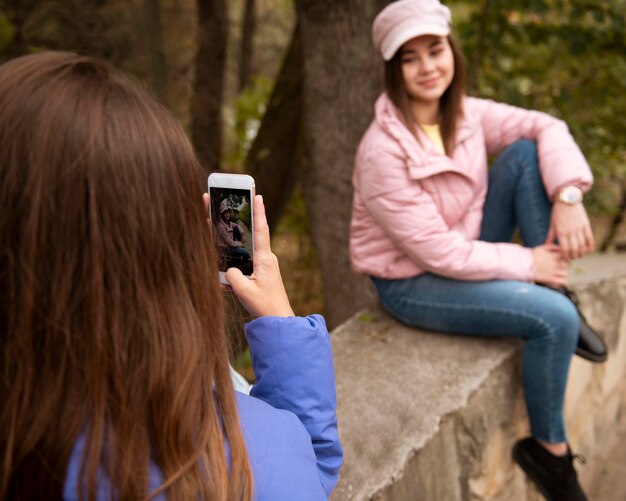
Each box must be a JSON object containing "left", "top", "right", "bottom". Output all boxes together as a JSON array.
[
  {"left": 227, "top": 75, "right": 275, "bottom": 167},
  {"left": 232, "top": 346, "right": 254, "bottom": 382},
  {"left": 450, "top": 0, "right": 626, "bottom": 216},
  {"left": 233, "top": 346, "right": 252, "bottom": 368},
  {"left": 220, "top": 195, "right": 252, "bottom": 230},
  {"left": 222, "top": 0, "right": 296, "bottom": 171},
  {"left": 358, "top": 312, "right": 379, "bottom": 324},
  {"left": 238, "top": 201, "right": 252, "bottom": 230},
  {"left": 222, "top": 194, "right": 246, "bottom": 209},
  {"left": 0, "top": 13, "right": 15, "bottom": 53}
]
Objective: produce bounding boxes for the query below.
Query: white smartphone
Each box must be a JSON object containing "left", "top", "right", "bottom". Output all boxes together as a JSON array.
[{"left": 207, "top": 173, "right": 255, "bottom": 284}]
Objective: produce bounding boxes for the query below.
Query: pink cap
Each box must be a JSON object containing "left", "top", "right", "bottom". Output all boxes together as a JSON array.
[{"left": 372, "top": 0, "right": 452, "bottom": 61}]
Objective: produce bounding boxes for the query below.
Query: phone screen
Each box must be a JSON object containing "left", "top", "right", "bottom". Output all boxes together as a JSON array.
[{"left": 209, "top": 186, "right": 253, "bottom": 276}]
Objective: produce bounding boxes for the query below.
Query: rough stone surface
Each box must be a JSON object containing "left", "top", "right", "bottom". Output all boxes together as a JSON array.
[
  {"left": 585, "top": 395, "right": 626, "bottom": 501},
  {"left": 330, "top": 254, "right": 626, "bottom": 501}
]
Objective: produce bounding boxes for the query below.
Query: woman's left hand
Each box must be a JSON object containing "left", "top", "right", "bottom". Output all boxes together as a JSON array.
[{"left": 546, "top": 202, "right": 595, "bottom": 261}]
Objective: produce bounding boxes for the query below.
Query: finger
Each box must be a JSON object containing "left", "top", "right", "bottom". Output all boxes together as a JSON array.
[
  {"left": 545, "top": 243, "right": 561, "bottom": 253},
  {"left": 567, "top": 234, "right": 579, "bottom": 261},
  {"left": 253, "top": 195, "right": 271, "bottom": 254},
  {"left": 585, "top": 224, "right": 595, "bottom": 253},
  {"left": 565, "top": 233, "right": 579, "bottom": 260},
  {"left": 575, "top": 232, "right": 587, "bottom": 259},
  {"left": 553, "top": 264, "right": 568, "bottom": 282},
  {"left": 545, "top": 225, "right": 556, "bottom": 245},
  {"left": 557, "top": 256, "right": 569, "bottom": 271},
  {"left": 559, "top": 233, "right": 571, "bottom": 260},
  {"left": 552, "top": 258, "right": 566, "bottom": 273},
  {"left": 574, "top": 228, "right": 587, "bottom": 258},
  {"left": 202, "top": 192, "right": 210, "bottom": 213},
  {"left": 554, "top": 252, "right": 568, "bottom": 267},
  {"left": 225, "top": 267, "right": 251, "bottom": 295}
]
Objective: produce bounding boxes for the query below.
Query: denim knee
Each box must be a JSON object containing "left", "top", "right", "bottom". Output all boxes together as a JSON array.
[
  {"left": 537, "top": 293, "right": 580, "bottom": 353},
  {"left": 501, "top": 139, "right": 538, "bottom": 169}
]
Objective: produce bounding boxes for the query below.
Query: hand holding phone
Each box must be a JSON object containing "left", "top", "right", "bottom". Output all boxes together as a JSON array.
[{"left": 225, "top": 195, "right": 294, "bottom": 318}]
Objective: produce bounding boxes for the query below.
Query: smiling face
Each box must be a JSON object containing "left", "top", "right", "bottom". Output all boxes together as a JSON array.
[{"left": 400, "top": 35, "right": 455, "bottom": 109}]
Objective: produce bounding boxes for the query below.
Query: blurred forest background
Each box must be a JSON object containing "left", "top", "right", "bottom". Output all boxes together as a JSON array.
[{"left": 1, "top": 0, "right": 625, "bottom": 338}]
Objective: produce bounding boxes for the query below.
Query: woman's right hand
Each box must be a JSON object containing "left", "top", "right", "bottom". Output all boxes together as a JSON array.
[
  {"left": 532, "top": 244, "right": 568, "bottom": 286},
  {"left": 226, "top": 195, "right": 295, "bottom": 318}
]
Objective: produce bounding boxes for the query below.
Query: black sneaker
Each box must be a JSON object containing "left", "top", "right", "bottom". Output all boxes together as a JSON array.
[
  {"left": 549, "top": 286, "right": 608, "bottom": 363},
  {"left": 512, "top": 437, "right": 587, "bottom": 501}
]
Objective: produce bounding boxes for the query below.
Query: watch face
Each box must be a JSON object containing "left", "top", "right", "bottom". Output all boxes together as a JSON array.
[{"left": 560, "top": 186, "right": 582, "bottom": 204}]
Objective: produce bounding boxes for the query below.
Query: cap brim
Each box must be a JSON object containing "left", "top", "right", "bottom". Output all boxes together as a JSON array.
[{"left": 382, "top": 24, "right": 450, "bottom": 61}]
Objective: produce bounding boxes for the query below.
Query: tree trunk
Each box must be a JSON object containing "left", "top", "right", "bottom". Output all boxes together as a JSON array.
[
  {"left": 294, "top": 0, "right": 391, "bottom": 328},
  {"left": 191, "top": 0, "right": 228, "bottom": 173},
  {"left": 244, "top": 25, "right": 303, "bottom": 230},
  {"left": 238, "top": 0, "right": 255, "bottom": 92},
  {"left": 144, "top": 0, "right": 167, "bottom": 96},
  {"left": 3, "top": 0, "right": 36, "bottom": 60}
]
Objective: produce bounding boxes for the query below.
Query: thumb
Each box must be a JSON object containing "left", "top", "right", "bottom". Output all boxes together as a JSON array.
[
  {"left": 225, "top": 267, "right": 250, "bottom": 296},
  {"left": 545, "top": 225, "right": 555, "bottom": 245},
  {"left": 544, "top": 243, "right": 560, "bottom": 253}
]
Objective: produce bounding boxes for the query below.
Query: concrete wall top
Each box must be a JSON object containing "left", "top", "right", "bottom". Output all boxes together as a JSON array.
[{"left": 330, "top": 253, "right": 626, "bottom": 500}]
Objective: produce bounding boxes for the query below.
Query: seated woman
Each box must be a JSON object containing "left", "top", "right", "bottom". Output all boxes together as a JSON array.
[
  {"left": 216, "top": 200, "right": 251, "bottom": 261},
  {"left": 350, "top": 1, "right": 605, "bottom": 500},
  {"left": 0, "top": 52, "right": 342, "bottom": 500}
]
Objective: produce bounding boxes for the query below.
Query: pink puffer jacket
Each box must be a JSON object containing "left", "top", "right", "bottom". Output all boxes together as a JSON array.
[{"left": 349, "top": 93, "right": 593, "bottom": 282}]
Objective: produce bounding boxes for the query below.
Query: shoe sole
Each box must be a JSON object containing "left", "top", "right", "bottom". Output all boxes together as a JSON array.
[
  {"left": 512, "top": 443, "right": 556, "bottom": 501},
  {"left": 575, "top": 347, "right": 608, "bottom": 363}
]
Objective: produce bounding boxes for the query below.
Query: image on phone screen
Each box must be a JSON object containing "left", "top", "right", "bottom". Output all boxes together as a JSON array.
[{"left": 209, "top": 187, "right": 253, "bottom": 276}]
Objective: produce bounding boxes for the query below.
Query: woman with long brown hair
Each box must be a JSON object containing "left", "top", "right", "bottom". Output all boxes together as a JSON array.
[
  {"left": 350, "top": 1, "right": 605, "bottom": 499},
  {"left": 0, "top": 51, "right": 341, "bottom": 500}
]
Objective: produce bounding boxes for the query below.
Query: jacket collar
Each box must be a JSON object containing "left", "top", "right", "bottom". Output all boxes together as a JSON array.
[{"left": 374, "top": 93, "right": 477, "bottom": 181}]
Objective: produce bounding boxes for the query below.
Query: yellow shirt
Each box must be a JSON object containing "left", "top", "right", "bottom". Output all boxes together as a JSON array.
[{"left": 420, "top": 123, "right": 445, "bottom": 155}]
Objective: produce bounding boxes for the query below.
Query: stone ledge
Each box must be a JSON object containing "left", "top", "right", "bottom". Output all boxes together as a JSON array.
[{"left": 330, "top": 254, "right": 626, "bottom": 500}]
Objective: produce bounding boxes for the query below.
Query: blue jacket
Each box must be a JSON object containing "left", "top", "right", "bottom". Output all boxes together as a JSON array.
[{"left": 63, "top": 315, "right": 342, "bottom": 500}]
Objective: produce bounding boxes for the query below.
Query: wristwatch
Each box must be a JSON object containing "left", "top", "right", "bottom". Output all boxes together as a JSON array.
[{"left": 557, "top": 186, "right": 583, "bottom": 205}]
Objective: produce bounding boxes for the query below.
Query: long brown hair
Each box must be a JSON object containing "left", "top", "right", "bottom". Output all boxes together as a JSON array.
[
  {"left": 0, "top": 52, "right": 252, "bottom": 501},
  {"left": 385, "top": 35, "right": 466, "bottom": 155}
]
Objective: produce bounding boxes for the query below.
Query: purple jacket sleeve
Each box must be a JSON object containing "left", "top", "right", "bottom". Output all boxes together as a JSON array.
[{"left": 245, "top": 315, "right": 343, "bottom": 497}]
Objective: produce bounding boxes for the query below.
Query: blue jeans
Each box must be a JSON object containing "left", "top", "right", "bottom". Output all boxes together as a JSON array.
[
  {"left": 225, "top": 246, "right": 250, "bottom": 260},
  {"left": 373, "top": 140, "right": 579, "bottom": 443}
]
